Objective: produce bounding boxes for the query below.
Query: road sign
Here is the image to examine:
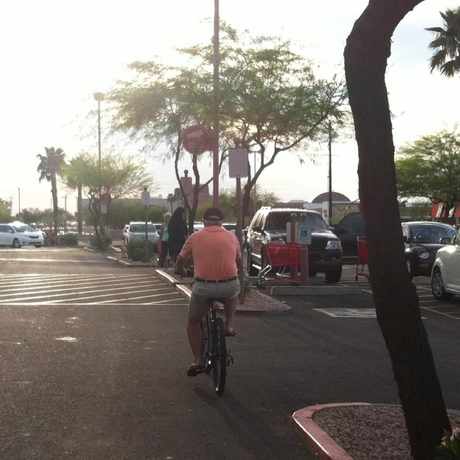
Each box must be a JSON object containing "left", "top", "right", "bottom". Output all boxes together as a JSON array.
[
  {"left": 182, "top": 125, "right": 216, "bottom": 155},
  {"left": 228, "top": 148, "right": 248, "bottom": 178}
]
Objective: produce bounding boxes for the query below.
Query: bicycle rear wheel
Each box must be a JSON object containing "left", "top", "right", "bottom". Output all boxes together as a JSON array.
[{"left": 212, "top": 317, "right": 227, "bottom": 395}]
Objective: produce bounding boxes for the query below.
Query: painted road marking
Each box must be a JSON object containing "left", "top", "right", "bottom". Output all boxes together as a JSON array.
[
  {"left": 314, "top": 308, "right": 377, "bottom": 318},
  {"left": 421, "top": 306, "right": 460, "bottom": 320},
  {"left": 0, "top": 274, "right": 185, "bottom": 305}
]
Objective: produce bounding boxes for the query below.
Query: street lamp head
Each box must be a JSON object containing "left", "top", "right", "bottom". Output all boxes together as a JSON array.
[{"left": 94, "top": 92, "right": 104, "bottom": 102}]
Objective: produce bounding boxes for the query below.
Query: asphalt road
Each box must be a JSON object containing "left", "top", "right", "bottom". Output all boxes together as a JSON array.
[{"left": 1, "top": 247, "right": 459, "bottom": 459}]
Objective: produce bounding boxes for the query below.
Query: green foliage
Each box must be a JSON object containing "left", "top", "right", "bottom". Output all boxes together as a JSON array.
[
  {"left": 57, "top": 233, "right": 79, "bottom": 246},
  {"left": 18, "top": 208, "right": 74, "bottom": 226},
  {"left": 109, "top": 26, "right": 347, "bottom": 221},
  {"left": 108, "top": 200, "right": 165, "bottom": 228},
  {"left": 0, "top": 198, "right": 11, "bottom": 222},
  {"left": 396, "top": 130, "right": 460, "bottom": 209},
  {"left": 434, "top": 429, "right": 460, "bottom": 459},
  {"left": 427, "top": 8, "right": 460, "bottom": 77},
  {"left": 127, "top": 239, "right": 156, "bottom": 261}
]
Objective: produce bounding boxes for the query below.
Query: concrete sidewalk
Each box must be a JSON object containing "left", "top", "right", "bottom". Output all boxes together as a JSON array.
[{"left": 155, "top": 268, "right": 291, "bottom": 313}]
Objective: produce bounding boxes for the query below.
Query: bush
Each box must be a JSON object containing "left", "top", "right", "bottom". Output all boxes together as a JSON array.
[
  {"left": 57, "top": 233, "right": 79, "bottom": 247},
  {"left": 127, "top": 239, "right": 156, "bottom": 261},
  {"left": 435, "top": 429, "right": 460, "bottom": 459},
  {"left": 89, "top": 233, "right": 112, "bottom": 251}
]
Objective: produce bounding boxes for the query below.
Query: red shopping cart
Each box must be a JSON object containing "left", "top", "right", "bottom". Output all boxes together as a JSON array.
[
  {"left": 263, "top": 242, "right": 303, "bottom": 282},
  {"left": 355, "top": 236, "right": 369, "bottom": 281}
]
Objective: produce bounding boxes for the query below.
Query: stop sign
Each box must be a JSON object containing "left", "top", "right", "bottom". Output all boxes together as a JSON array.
[{"left": 182, "top": 125, "right": 216, "bottom": 155}]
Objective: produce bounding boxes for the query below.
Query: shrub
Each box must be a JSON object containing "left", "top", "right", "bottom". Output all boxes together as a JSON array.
[
  {"left": 435, "top": 428, "right": 460, "bottom": 459},
  {"left": 57, "top": 233, "right": 79, "bottom": 247},
  {"left": 127, "top": 239, "right": 155, "bottom": 261}
]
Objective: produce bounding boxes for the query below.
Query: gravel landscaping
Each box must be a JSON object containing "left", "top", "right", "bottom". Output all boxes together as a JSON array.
[{"left": 313, "top": 404, "right": 460, "bottom": 459}]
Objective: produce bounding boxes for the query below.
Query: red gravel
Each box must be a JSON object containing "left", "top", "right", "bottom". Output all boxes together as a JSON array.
[{"left": 313, "top": 404, "right": 460, "bottom": 460}]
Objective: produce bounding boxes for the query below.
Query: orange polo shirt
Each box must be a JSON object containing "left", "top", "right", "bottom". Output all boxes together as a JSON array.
[{"left": 179, "top": 226, "right": 240, "bottom": 280}]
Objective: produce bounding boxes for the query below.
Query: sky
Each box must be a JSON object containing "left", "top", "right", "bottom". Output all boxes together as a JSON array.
[{"left": 1, "top": 0, "right": 458, "bottom": 214}]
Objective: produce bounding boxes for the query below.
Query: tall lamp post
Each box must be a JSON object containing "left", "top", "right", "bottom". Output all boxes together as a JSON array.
[
  {"left": 212, "top": 0, "right": 220, "bottom": 207},
  {"left": 327, "top": 122, "right": 333, "bottom": 224},
  {"left": 94, "top": 92, "right": 104, "bottom": 229}
]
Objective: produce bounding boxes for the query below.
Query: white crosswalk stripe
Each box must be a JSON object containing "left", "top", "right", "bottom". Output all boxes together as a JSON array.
[{"left": 0, "top": 273, "right": 187, "bottom": 306}]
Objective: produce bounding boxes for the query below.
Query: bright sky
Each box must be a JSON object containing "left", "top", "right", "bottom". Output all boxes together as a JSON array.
[{"left": 1, "top": 0, "right": 458, "bottom": 214}]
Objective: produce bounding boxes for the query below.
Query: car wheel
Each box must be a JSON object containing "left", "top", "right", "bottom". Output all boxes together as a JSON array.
[
  {"left": 34, "top": 244, "right": 41, "bottom": 248},
  {"left": 325, "top": 266, "right": 342, "bottom": 284},
  {"left": 431, "top": 268, "right": 452, "bottom": 301},
  {"left": 12, "top": 239, "right": 21, "bottom": 248}
]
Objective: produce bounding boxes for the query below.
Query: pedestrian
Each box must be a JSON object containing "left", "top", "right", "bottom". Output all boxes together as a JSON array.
[
  {"left": 159, "top": 212, "right": 171, "bottom": 267},
  {"left": 167, "top": 206, "right": 188, "bottom": 262}
]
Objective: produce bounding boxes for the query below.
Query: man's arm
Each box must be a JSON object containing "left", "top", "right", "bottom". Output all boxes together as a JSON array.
[{"left": 175, "top": 234, "right": 193, "bottom": 275}]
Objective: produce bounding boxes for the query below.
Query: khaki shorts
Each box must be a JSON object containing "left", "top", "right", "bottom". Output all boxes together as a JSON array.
[{"left": 189, "top": 279, "right": 240, "bottom": 322}]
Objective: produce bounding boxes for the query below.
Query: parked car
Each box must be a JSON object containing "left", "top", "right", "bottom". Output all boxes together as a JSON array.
[
  {"left": 332, "top": 212, "right": 366, "bottom": 257},
  {"left": 403, "top": 221, "right": 456, "bottom": 277},
  {"left": 11, "top": 223, "right": 45, "bottom": 247},
  {"left": 431, "top": 227, "right": 460, "bottom": 300},
  {"left": 0, "top": 223, "right": 24, "bottom": 247},
  {"left": 125, "top": 222, "right": 160, "bottom": 244},
  {"left": 223, "top": 223, "right": 237, "bottom": 233},
  {"left": 245, "top": 207, "right": 343, "bottom": 283}
]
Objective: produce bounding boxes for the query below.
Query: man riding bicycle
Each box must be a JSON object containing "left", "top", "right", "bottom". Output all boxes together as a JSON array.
[{"left": 175, "top": 207, "right": 241, "bottom": 377}]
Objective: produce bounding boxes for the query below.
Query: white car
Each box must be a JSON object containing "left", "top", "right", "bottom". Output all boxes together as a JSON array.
[
  {"left": 12, "top": 223, "right": 45, "bottom": 247},
  {"left": 431, "top": 228, "right": 460, "bottom": 300},
  {"left": 0, "top": 223, "right": 24, "bottom": 248},
  {"left": 125, "top": 222, "right": 160, "bottom": 244}
]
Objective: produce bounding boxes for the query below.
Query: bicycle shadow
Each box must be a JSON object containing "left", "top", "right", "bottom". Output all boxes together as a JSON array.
[{"left": 192, "top": 386, "right": 297, "bottom": 459}]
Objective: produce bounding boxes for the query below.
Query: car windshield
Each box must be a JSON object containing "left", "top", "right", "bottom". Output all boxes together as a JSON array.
[
  {"left": 265, "top": 212, "right": 327, "bottom": 232},
  {"left": 13, "top": 225, "right": 28, "bottom": 232},
  {"left": 409, "top": 225, "right": 455, "bottom": 244},
  {"left": 129, "top": 224, "right": 156, "bottom": 233}
]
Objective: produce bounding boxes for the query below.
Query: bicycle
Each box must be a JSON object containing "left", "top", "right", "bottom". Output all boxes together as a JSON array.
[
  {"left": 199, "top": 299, "right": 233, "bottom": 396},
  {"left": 173, "top": 280, "right": 234, "bottom": 396}
]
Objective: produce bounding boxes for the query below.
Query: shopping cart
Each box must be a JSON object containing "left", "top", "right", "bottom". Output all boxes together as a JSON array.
[
  {"left": 263, "top": 242, "right": 303, "bottom": 282},
  {"left": 355, "top": 236, "right": 369, "bottom": 281}
]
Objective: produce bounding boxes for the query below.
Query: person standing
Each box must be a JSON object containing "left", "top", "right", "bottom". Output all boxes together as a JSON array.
[{"left": 167, "top": 207, "right": 188, "bottom": 262}]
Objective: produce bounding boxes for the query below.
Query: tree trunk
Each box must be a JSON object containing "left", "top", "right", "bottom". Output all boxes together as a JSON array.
[
  {"left": 344, "top": 1, "right": 450, "bottom": 458},
  {"left": 189, "top": 154, "right": 201, "bottom": 233},
  {"left": 51, "top": 173, "right": 59, "bottom": 239},
  {"left": 77, "top": 184, "right": 83, "bottom": 236}
]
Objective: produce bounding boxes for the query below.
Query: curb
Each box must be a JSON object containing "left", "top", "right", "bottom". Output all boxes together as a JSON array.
[
  {"left": 292, "top": 403, "right": 370, "bottom": 460},
  {"left": 155, "top": 269, "right": 291, "bottom": 313},
  {"left": 270, "top": 285, "right": 364, "bottom": 296},
  {"left": 105, "top": 256, "right": 152, "bottom": 267}
]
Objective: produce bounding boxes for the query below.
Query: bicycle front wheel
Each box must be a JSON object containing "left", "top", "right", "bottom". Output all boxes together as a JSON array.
[{"left": 212, "top": 317, "right": 227, "bottom": 395}]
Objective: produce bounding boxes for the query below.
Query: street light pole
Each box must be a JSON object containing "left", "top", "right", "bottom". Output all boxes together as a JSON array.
[
  {"left": 18, "top": 187, "right": 21, "bottom": 216},
  {"left": 94, "top": 92, "right": 104, "bottom": 231},
  {"left": 212, "top": 0, "right": 220, "bottom": 207},
  {"left": 328, "top": 122, "right": 333, "bottom": 224}
]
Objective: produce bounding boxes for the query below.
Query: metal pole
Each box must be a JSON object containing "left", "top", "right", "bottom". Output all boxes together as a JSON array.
[
  {"left": 212, "top": 0, "right": 220, "bottom": 207},
  {"left": 64, "top": 195, "right": 67, "bottom": 232},
  {"left": 18, "top": 187, "right": 21, "bottom": 216},
  {"left": 328, "top": 122, "right": 333, "bottom": 224},
  {"left": 94, "top": 92, "right": 104, "bottom": 231}
]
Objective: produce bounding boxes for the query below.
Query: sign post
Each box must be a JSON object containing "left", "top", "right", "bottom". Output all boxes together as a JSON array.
[
  {"left": 229, "top": 148, "right": 249, "bottom": 301},
  {"left": 141, "top": 187, "right": 151, "bottom": 262}
]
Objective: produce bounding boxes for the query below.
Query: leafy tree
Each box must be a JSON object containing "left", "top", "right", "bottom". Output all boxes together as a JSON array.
[
  {"left": 109, "top": 26, "right": 346, "bottom": 228},
  {"left": 0, "top": 198, "right": 11, "bottom": 221},
  {"left": 63, "top": 152, "right": 152, "bottom": 247},
  {"left": 106, "top": 200, "right": 164, "bottom": 228},
  {"left": 37, "top": 147, "right": 66, "bottom": 237},
  {"left": 396, "top": 130, "right": 460, "bottom": 213},
  {"left": 345, "top": 1, "right": 450, "bottom": 458},
  {"left": 427, "top": 7, "right": 460, "bottom": 77}
]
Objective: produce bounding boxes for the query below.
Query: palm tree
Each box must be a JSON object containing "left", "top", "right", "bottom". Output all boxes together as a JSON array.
[
  {"left": 63, "top": 154, "right": 88, "bottom": 236},
  {"left": 427, "top": 7, "right": 460, "bottom": 77},
  {"left": 37, "top": 147, "right": 66, "bottom": 238}
]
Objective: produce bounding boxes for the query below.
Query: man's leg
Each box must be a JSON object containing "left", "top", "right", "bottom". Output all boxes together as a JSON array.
[
  {"left": 187, "top": 291, "right": 208, "bottom": 369},
  {"left": 223, "top": 296, "right": 238, "bottom": 335},
  {"left": 187, "top": 318, "right": 202, "bottom": 365}
]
